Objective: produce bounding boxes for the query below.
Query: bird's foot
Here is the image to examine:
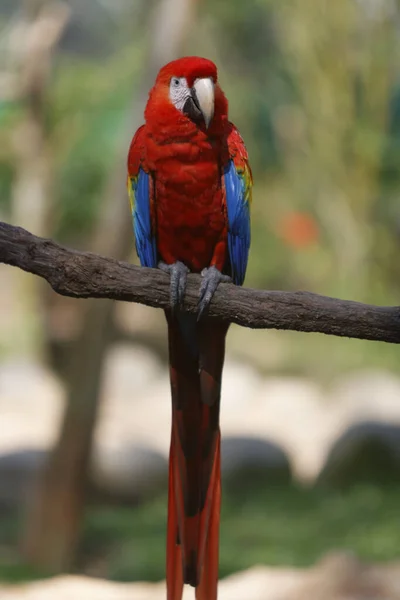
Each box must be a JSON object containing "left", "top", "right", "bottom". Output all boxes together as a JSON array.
[
  {"left": 158, "top": 261, "right": 189, "bottom": 311},
  {"left": 198, "top": 266, "right": 231, "bottom": 319}
]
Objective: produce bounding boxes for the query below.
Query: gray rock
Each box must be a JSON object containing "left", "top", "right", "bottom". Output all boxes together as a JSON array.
[
  {"left": 0, "top": 443, "right": 169, "bottom": 510},
  {"left": 221, "top": 435, "right": 292, "bottom": 490},
  {"left": 316, "top": 421, "right": 400, "bottom": 487},
  {"left": 0, "top": 448, "right": 46, "bottom": 509},
  {"left": 90, "top": 444, "right": 168, "bottom": 503},
  {"left": 92, "top": 436, "right": 292, "bottom": 502}
]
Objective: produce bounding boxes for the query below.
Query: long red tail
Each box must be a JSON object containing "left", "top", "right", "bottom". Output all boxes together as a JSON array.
[{"left": 166, "top": 313, "right": 228, "bottom": 600}]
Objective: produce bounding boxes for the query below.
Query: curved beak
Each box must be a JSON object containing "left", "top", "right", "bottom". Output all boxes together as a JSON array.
[{"left": 192, "top": 78, "right": 215, "bottom": 129}]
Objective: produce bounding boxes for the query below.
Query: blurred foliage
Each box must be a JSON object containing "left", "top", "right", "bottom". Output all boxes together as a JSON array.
[
  {"left": 1, "top": 0, "right": 400, "bottom": 372},
  {"left": 51, "top": 51, "right": 143, "bottom": 243},
  {"left": 2, "top": 483, "right": 400, "bottom": 582}
]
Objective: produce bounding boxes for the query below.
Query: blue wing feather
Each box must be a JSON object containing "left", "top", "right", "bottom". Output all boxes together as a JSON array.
[
  {"left": 130, "top": 168, "right": 158, "bottom": 268},
  {"left": 224, "top": 161, "right": 251, "bottom": 286}
]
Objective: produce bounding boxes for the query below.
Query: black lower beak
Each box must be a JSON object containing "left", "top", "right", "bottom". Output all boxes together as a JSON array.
[{"left": 183, "top": 88, "right": 203, "bottom": 124}]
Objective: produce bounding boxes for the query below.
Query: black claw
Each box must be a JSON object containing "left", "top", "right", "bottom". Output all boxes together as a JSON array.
[
  {"left": 158, "top": 261, "right": 189, "bottom": 311},
  {"left": 198, "top": 266, "right": 231, "bottom": 320}
]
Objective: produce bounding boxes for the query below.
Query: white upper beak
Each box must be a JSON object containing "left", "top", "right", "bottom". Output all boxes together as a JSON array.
[{"left": 193, "top": 77, "right": 215, "bottom": 129}]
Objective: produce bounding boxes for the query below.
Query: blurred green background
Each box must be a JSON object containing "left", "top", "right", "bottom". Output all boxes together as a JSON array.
[{"left": 1, "top": 0, "right": 400, "bottom": 592}]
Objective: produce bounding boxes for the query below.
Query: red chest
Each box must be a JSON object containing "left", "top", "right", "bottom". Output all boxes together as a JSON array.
[{"left": 147, "top": 135, "right": 228, "bottom": 272}]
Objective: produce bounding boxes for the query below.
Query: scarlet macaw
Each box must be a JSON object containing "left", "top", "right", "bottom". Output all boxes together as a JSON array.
[{"left": 127, "top": 56, "right": 252, "bottom": 600}]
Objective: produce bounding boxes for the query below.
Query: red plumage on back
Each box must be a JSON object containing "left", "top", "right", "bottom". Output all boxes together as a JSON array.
[{"left": 127, "top": 56, "right": 252, "bottom": 600}]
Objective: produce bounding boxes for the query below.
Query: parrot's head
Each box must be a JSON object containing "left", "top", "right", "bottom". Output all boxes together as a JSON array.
[{"left": 145, "top": 56, "right": 227, "bottom": 132}]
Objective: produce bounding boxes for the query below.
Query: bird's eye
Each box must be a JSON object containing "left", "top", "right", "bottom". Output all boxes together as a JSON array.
[{"left": 172, "top": 77, "right": 180, "bottom": 88}]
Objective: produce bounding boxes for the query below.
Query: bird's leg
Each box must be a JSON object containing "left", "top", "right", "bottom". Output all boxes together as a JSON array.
[
  {"left": 198, "top": 266, "right": 231, "bottom": 319},
  {"left": 159, "top": 261, "right": 189, "bottom": 311}
]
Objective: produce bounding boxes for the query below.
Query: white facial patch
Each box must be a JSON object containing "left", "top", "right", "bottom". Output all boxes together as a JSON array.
[{"left": 169, "top": 76, "right": 189, "bottom": 111}]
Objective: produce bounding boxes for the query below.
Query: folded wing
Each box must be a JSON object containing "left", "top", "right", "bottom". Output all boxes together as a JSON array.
[
  {"left": 224, "top": 123, "right": 252, "bottom": 286},
  {"left": 127, "top": 125, "right": 157, "bottom": 268}
]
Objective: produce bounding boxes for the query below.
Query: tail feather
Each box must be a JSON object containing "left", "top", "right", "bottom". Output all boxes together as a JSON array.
[
  {"left": 167, "top": 435, "right": 184, "bottom": 600},
  {"left": 196, "top": 435, "right": 221, "bottom": 600},
  {"left": 166, "top": 313, "right": 228, "bottom": 599}
]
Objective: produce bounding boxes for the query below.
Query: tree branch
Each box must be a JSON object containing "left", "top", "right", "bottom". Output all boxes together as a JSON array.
[{"left": 1, "top": 220, "right": 400, "bottom": 343}]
